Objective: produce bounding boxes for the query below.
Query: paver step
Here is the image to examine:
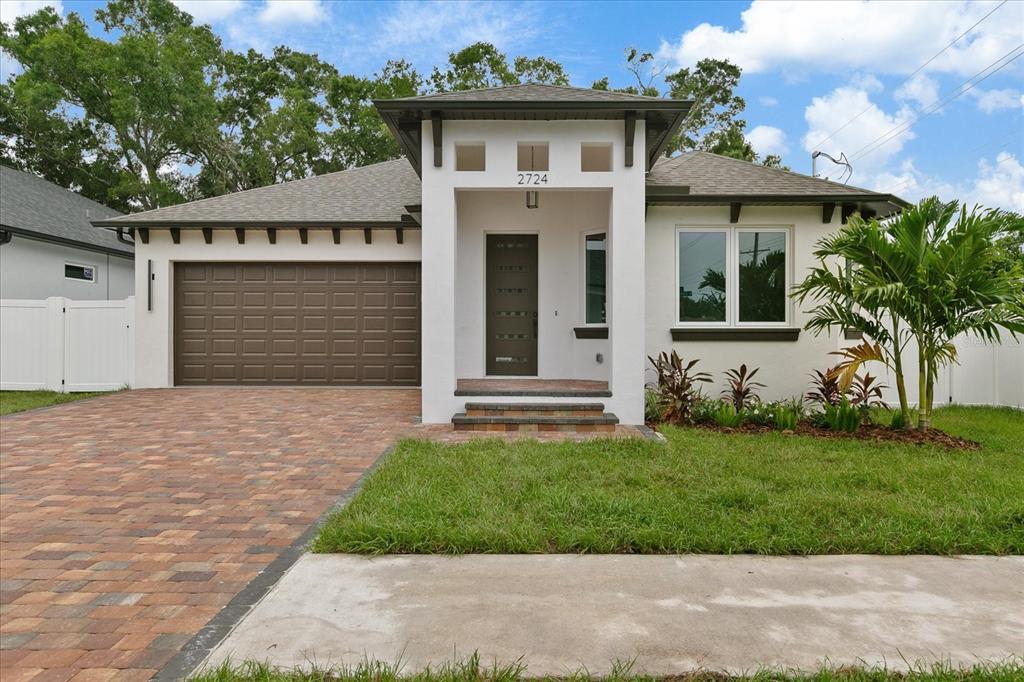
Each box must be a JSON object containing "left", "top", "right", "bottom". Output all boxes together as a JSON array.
[
  {"left": 451, "top": 413, "right": 619, "bottom": 432},
  {"left": 454, "top": 387, "right": 612, "bottom": 398},
  {"left": 464, "top": 402, "right": 606, "bottom": 417}
]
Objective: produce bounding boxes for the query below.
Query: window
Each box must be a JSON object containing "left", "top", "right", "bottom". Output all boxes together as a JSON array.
[
  {"left": 580, "top": 143, "right": 612, "bottom": 172},
  {"left": 455, "top": 142, "right": 485, "bottom": 171},
  {"left": 65, "top": 263, "right": 96, "bottom": 282},
  {"left": 584, "top": 232, "right": 606, "bottom": 324},
  {"left": 517, "top": 143, "right": 549, "bottom": 171},
  {"left": 676, "top": 227, "right": 789, "bottom": 326}
]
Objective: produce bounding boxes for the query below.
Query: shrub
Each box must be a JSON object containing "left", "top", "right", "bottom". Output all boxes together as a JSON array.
[
  {"left": 712, "top": 402, "right": 744, "bottom": 428},
  {"left": 644, "top": 387, "right": 661, "bottom": 424},
  {"left": 691, "top": 397, "right": 721, "bottom": 424},
  {"left": 806, "top": 366, "right": 844, "bottom": 407},
  {"left": 849, "top": 372, "right": 888, "bottom": 423},
  {"left": 821, "top": 397, "right": 861, "bottom": 433},
  {"left": 722, "top": 364, "right": 765, "bottom": 411},
  {"left": 646, "top": 351, "right": 712, "bottom": 425},
  {"left": 774, "top": 405, "right": 799, "bottom": 430}
]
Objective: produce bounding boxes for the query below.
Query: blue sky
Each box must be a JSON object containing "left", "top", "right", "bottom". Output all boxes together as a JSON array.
[{"left": 3, "top": 0, "right": 1023, "bottom": 210}]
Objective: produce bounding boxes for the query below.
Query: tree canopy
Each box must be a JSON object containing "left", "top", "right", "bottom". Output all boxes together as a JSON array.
[{"left": 1, "top": 0, "right": 776, "bottom": 212}]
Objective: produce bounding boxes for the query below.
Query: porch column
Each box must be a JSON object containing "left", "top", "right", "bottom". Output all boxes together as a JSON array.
[
  {"left": 420, "top": 122, "right": 460, "bottom": 423},
  {"left": 608, "top": 189, "right": 646, "bottom": 424}
]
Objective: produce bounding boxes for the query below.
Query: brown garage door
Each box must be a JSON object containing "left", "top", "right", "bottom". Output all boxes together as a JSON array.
[{"left": 174, "top": 262, "right": 420, "bottom": 385}]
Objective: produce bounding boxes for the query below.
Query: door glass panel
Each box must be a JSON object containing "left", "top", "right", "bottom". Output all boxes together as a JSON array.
[{"left": 678, "top": 232, "right": 727, "bottom": 323}]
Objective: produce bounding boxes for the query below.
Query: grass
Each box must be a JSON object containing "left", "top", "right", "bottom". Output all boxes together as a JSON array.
[
  {"left": 313, "top": 406, "right": 1024, "bottom": 555},
  {"left": 0, "top": 390, "right": 110, "bottom": 416},
  {"left": 191, "top": 657, "right": 1024, "bottom": 681}
]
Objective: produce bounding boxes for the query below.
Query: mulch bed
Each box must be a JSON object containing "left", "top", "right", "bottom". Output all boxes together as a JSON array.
[{"left": 655, "top": 421, "right": 981, "bottom": 450}]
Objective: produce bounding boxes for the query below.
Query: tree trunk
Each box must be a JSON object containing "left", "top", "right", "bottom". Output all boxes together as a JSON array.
[
  {"left": 891, "top": 320, "right": 911, "bottom": 428},
  {"left": 917, "top": 342, "right": 933, "bottom": 428},
  {"left": 917, "top": 344, "right": 930, "bottom": 429}
]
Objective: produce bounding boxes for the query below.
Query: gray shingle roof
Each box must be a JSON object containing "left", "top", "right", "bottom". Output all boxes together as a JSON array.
[
  {"left": 648, "top": 151, "right": 888, "bottom": 197},
  {"left": 97, "top": 152, "right": 901, "bottom": 228},
  {"left": 94, "top": 159, "right": 420, "bottom": 227},
  {"left": 385, "top": 83, "right": 669, "bottom": 104},
  {"left": 1, "top": 166, "right": 130, "bottom": 254}
]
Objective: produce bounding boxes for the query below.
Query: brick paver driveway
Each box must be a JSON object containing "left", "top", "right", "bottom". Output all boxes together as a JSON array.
[{"left": 0, "top": 388, "right": 423, "bottom": 682}]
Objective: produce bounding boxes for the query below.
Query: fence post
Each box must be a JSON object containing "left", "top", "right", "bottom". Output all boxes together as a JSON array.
[
  {"left": 44, "top": 296, "right": 66, "bottom": 392},
  {"left": 125, "top": 296, "right": 136, "bottom": 388}
]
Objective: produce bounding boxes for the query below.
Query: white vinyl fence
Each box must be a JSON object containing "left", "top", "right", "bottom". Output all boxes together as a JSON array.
[
  {"left": 871, "top": 333, "right": 1024, "bottom": 409},
  {"left": 1, "top": 297, "right": 134, "bottom": 392}
]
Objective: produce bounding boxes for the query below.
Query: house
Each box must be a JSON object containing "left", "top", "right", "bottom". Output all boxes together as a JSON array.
[
  {"left": 1, "top": 165, "right": 134, "bottom": 300},
  {"left": 92, "top": 84, "right": 904, "bottom": 426}
]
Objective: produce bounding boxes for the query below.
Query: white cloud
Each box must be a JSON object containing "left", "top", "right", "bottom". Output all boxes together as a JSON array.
[
  {"left": 657, "top": 1, "right": 1024, "bottom": 77},
  {"left": 758, "top": 96, "right": 778, "bottom": 107},
  {"left": 747, "top": 125, "right": 789, "bottom": 157},
  {"left": 0, "top": 0, "right": 62, "bottom": 24},
  {"left": 802, "top": 83, "right": 915, "bottom": 174},
  {"left": 871, "top": 152, "right": 1024, "bottom": 212},
  {"left": 259, "top": 0, "right": 326, "bottom": 25},
  {"left": 895, "top": 74, "right": 940, "bottom": 110},
  {"left": 170, "top": 1, "right": 243, "bottom": 24},
  {"left": 366, "top": 1, "right": 541, "bottom": 61},
  {"left": 970, "top": 87, "right": 1023, "bottom": 114}
]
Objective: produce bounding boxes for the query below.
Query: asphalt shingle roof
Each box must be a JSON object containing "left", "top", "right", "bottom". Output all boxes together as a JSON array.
[
  {"left": 97, "top": 152, "right": 900, "bottom": 227},
  {"left": 0, "top": 166, "right": 130, "bottom": 254},
  {"left": 648, "top": 151, "right": 886, "bottom": 197},
  {"left": 95, "top": 159, "right": 421, "bottom": 227},
  {"left": 385, "top": 83, "right": 670, "bottom": 104}
]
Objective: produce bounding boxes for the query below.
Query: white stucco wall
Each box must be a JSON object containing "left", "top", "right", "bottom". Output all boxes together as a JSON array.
[
  {"left": 420, "top": 119, "right": 647, "bottom": 423},
  {"left": 131, "top": 227, "right": 422, "bottom": 388},
  {"left": 455, "top": 190, "right": 611, "bottom": 382},
  {"left": 645, "top": 204, "right": 845, "bottom": 402},
  {"left": 0, "top": 235, "right": 134, "bottom": 300}
]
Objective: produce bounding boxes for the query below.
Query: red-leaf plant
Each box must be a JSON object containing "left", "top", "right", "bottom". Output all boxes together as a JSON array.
[
  {"left": 721, "top": 364, "right": 765, "bottom": 411},
  {"left": 647, "top": 351, "right": 712, "bottom": 425}
]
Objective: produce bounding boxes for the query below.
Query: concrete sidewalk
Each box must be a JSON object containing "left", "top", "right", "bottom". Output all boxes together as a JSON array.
[{"left": 205, "top": 554, "right": 1024, "bottom": 676}]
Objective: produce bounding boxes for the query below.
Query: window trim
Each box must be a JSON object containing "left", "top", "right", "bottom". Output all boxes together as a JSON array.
[
  {"left": 579, "top": 229, "right": 607, "bottom": 327},
  {"left": 674, "top": 225, "right": 792, "bottom": 328},
  {"left": 64, "top": 261, "right": 97, "bottom": 283}
]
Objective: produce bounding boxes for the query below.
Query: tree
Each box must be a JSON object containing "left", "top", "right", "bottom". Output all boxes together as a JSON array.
[
  {"left": 429, "top": 42, "right": 568, "bottom": 92},
  {"left": 594, "top": 50, "right": 785, "bottom": 168},
  {"left": 794, "top": 198, "right": 1024, "bottom": 429},
  {"left": 1, "top": 0, "right": 223, "bottom": 210},
  {"left": 322, "top": 59, "right": 422, "bottom": 170}
]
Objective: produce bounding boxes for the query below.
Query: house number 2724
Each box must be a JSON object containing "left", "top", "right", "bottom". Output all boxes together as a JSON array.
[{"left": 516, "top": 173, "right": 548, "bottom": 185}]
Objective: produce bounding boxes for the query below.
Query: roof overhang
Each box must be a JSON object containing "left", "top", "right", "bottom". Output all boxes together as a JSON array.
[
  {"left": 374, "top": 98, "right": 693, "bottom": 177},
  {"left": 1, "top": 223, "right": 134, "bottom": 257},
  {"left": 645, "top": 188, "right": 908, "bottom": 220},
  {"left": 90, "top": 219, "right": 413, "bottom": 229}
]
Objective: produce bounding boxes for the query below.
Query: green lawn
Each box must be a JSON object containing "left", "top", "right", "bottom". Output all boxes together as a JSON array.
[
  {"left": 0, "top": 390, "right": 109, "bottom": 416},
  {"left": 313, "top": 406, "right": 1024, "bottom": 555},
  {"left": 192, "top": 658, "right": 1024, "bottom": 682}
]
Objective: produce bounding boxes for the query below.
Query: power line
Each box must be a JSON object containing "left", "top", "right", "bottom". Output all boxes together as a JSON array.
[
  {"left": 881, "top": 129, "right": 1021, "bottom": 194},
  {"left": 849, "top": 44, "right": 1024, "bottom": 163},
  {"left": 809, "top": 0, "right": 1009, "bottom": 152}
]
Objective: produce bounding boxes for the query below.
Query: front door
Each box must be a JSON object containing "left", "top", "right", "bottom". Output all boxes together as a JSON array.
[{"left": 486, "top": 234, "right": 538, "bottom": 376}]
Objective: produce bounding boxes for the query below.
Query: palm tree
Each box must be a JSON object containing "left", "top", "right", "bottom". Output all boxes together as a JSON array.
[{"left": 793, "top": 197, "right": 1023, "bottom": 429}]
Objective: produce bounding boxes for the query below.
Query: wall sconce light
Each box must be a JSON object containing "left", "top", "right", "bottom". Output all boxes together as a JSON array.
[{"left": 526, "top": 191, "right": 539, "bottom": 209}]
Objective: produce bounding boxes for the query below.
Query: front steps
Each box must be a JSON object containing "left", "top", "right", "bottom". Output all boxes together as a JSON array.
[{"left": 452, "top": 402, "right": 619, "bottom": 432}]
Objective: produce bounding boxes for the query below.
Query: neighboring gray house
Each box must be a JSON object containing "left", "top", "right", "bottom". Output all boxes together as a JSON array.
[{"left": 0, "top": 166, "right": 134, "bottom": 300}]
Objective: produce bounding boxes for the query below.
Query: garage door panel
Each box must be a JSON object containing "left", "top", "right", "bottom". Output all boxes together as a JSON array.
[{"left": 174, "top": 262, "right": 420, "bottom": 386}]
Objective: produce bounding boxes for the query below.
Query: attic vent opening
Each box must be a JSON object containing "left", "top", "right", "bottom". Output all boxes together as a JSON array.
[
  {"left": 581, "top": 143, "right": 612, "bottom": 172},
  {"left": 517, "top": 143, "right": 549, "bottom": 171},
  {"left": 455, "top": 142, "right": 486, "bottom": 171}
]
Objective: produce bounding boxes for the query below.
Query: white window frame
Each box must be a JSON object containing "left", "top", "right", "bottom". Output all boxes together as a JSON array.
[
  {"left": 579, "top": 229, "right": 607, "bottom": 326},
  {"left": 64, "top": 261, "right": 97, "bottom": 283},
  {"left": 674, "top": 225, "right": 792, "bottom": 328}
]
